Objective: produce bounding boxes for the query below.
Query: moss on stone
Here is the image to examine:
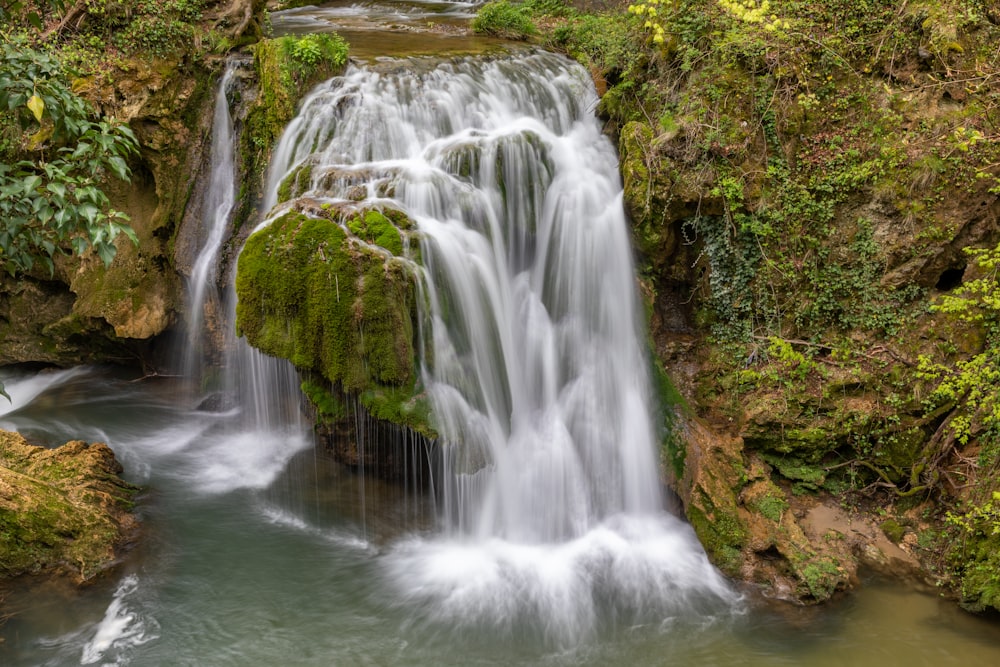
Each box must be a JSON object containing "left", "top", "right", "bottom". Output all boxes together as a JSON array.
[
  {"left": 240, "top": 33, "right": 350, "bottom": 222},
  {"left": 300, "top": 379, "right": 349, "bottom": 420},
  {"left": 751, "top": 493, "right": 789, "bottom": 523},
  {"left": 0, "top": 431, "right": 138, "bottom": 581},
  {"left": 359, "top": 382, "right": 436, "bottom": 439},
  {"left": 880, "top": 518, "right": 906, "bottom": 543},
  {"left": 277, "top": 162, "right": 314, "bottom": 204},
  {"left": 236, "top": 210, "right": 417, "bottom": 390},
  {"left": 687, "top": 490, "right": 747, "bottom": 576},
  {"left": 235, "top": 205, "right": 435, "bottom": 439},
  {"left": 797, "top": 556, "right": 843, "bottom": 601},
  {"left": 347, "top": 210, "right": 405, "bottom": 257}
]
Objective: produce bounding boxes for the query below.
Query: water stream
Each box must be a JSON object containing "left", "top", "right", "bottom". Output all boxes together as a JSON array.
[{"left": 2, "top": 5, "right": 1000, "bottom": 666}]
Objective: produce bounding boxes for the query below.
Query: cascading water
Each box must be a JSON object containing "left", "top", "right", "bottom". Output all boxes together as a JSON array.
[
  {"left": 180, "top": 59, "right": 310, "bottom": 467},
  {"left": 264, "top": 49, "right": 739, "bottom": 645},
  {"left": 183, "top": 62, "right": 238, "bottom": 380},
  {"left": 5, "top": 38, "right": 1000, "bottom": 667}
]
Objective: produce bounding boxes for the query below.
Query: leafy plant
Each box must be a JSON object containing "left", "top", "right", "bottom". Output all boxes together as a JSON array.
[
  {"left": 918, "top": 242, "right": 1000, "bottom": 445},
  {"left": 0, "top": 37, "right": 138, "bottom": 277}
]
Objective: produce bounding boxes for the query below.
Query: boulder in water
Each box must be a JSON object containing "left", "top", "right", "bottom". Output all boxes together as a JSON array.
[{"left": 0, "top": 430, "right": 139, "bottom": 583}]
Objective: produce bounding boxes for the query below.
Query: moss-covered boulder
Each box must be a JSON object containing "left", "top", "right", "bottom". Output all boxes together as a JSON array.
[
  {"left": 235, "top": 206, "right": 433, "bottom": 439},
  {"left": 236, "top": 208, "right": 415, "bottom": 386},
  {"left": 0, "top": 430, "right": 138, "bottom": 582}
]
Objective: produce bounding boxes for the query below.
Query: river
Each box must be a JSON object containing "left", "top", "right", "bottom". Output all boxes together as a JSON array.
[{"left": 1, "top": 369, "right": 999, "bottom": 664}]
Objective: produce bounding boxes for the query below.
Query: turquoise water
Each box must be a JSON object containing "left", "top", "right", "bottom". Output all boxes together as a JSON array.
[{"left": 1, "top": 368, "right": 999, "bottom": 666}]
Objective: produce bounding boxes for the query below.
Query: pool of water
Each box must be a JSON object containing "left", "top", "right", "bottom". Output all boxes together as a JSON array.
[{"left": 0, "top": 368, "right": 998, "bottom": 666}]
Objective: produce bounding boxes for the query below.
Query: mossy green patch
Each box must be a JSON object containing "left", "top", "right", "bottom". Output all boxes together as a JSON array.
[
  {"left": 0, "top": 431, "right": 138, "bottom": 581},
  {"left": 236, "top": 210, "right": 416, "bottom": 390},
  {"left": 798, "top": 557, "right": 842, "bottom": 601},
  {"left": 687, "top": 491, "right": 747, "bottom": 575},
  {"left": 347, "top": 210, "right": 405, "bottom": 256},
  {"left": 880, "top": 518, "right": 906, "bottom": 543},
  {"left": 751, "top": 493, "right": 789, "bottom": 523},
  {"left": 301, "top": 378, "right": 349, "bottom": 420},
  {"left": 277, "top": 162, "right": 314, "bottom": 204},
  {"left": 360, "top": 382, "right": 436, "bottom": 439},
  {"left": 240, "top": 33, "right": 349, "bottom": 222}
]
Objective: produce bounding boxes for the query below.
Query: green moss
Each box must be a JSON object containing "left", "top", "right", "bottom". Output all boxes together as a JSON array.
[
  {"left": 347, "top": 210, "right": 405, "bottom": 256},
  {"left": 277, "top": 162, "right": 313, "bottom": 204},
  {"left": 240, "top": 33, "right": 350, "bottom": 221},
  {"left": 760, "top": 453, "right": 827, "bottom": 491},
  {"left": 880, "top": 519, "right": 906, "bottom": 543},
  {"left": 301, "top": 379, "right": 348, "bottom": 420},
  {"left": 360, "top": 381, "right": 437, "bottom": 439},
  {"left": 798, "top": 557, "right": 842, "bottom": 600},
  {"left": 752, "top": 494, "right": 789, "bottom": 523},
  {"left": 687, "top": 493, "right": 747, "bottom": 575},
  {"left": 0, "top": 433, "right": 138, "bottom": 580},
  {"left": 236, "top": 210, "right": 417, "bottom": 390}
]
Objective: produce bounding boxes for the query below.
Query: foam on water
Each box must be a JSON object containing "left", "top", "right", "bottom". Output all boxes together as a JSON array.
[
  {"left": 75, "top": 576, "right": 158, "bottom": 666},
  {"left": 382, "top": 514, "right": 737, "bottom": 647},
  {"left": 0, "top": 367, "right": 91, "bottom": 420}
]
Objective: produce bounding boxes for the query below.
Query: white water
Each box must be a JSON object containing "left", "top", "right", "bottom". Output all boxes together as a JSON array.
[
  {"left": 263, "top": 50, "right": 739, "bottom": 645},
  {"left": 183, "top": 62, "right": 238, "bottom": 379}
]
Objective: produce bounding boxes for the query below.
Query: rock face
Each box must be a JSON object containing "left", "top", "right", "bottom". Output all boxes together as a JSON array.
[
  {"left": 0, "top": 54, "right": 216, "bottom": 366},
  {"left": 0, "top": 430, "right": 138, "bottom": 582},
  {"left": 599, "top": 2, "right": 1000, "bottom": 606}
]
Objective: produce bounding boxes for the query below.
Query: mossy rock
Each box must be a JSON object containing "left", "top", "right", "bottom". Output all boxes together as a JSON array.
[
  {"left": 0, "top": 430, "right": 138, "bottom": 581},
  {"left": 237, "top": 209, "right": 416, "bottom": 387},
  {"left": 236, "top": 208, "right": 434, "bottom": 436}
]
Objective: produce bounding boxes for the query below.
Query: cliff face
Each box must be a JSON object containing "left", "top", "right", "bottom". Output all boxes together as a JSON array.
[
  {"left": 569, "top": 0, "right": 1000, "bottom": 607},
  {"left": 0, "top": 1, "right": 266, "bottom": 368}
]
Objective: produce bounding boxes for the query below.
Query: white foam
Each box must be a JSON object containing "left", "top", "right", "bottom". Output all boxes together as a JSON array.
[
  {"left": 382, "top": 514, "right": 742, "bottom": 648},
  {"left": 0, "top": 367, "right": 91, "bottom": 418},
  {"left": 80, "top": 575, "right": 158, "bottom": 666}
]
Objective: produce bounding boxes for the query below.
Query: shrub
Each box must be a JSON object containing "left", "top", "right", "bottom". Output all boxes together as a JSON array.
[{"left": 472, "top": 1, "right": 537, "bottom": 40}]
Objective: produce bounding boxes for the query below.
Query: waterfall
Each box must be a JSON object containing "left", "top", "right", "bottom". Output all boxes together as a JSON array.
[
  {"left": 183, "top": 62, "right": 237, "bottom": 381},
  {"left": 176, "top": 59, "right": 312, "bottom": 492},
  {"left": 263, "top": 49, "right": 738, "bottom": 645}
]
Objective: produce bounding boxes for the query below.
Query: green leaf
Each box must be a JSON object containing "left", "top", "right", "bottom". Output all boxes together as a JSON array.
[
  {"left": 27, "top": 94, "right": 44, "bottom": 122},
  {"left": 96, "top": 242, "right": 116, "bottom": 266},
  {"left": 47, "top": 182, "right": 67, "bottom": 198},
  {"left": 108, "top": 156, "right": 129, "bottom": 181},
  {"left": 79, "top": 203, "right": 100, "bottom": 225},
  {"left": 21, "top": 174, "right": 41, "bottom": 195}
]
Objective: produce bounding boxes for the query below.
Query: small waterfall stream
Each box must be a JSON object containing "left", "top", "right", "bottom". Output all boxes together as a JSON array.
[
  {"left": 263, "top": 50, "right": 737, "bottom": 644},
  {"left": 183, "top": 62, "right": 237, "bottom": 380}
]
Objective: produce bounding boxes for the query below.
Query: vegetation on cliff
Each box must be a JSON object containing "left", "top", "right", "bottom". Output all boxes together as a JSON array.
[
  {"left": 0, "top": 38, "right": 139, "bottom": 277},
  {"left": 239, "top": 32, "right": 349, "bottom": 221},
  {"left": 508, "top": 0, "right": 1000, "bottom": 606},
  {"left": 0, "top": 1, "right": 272, "bottom": 364}
]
